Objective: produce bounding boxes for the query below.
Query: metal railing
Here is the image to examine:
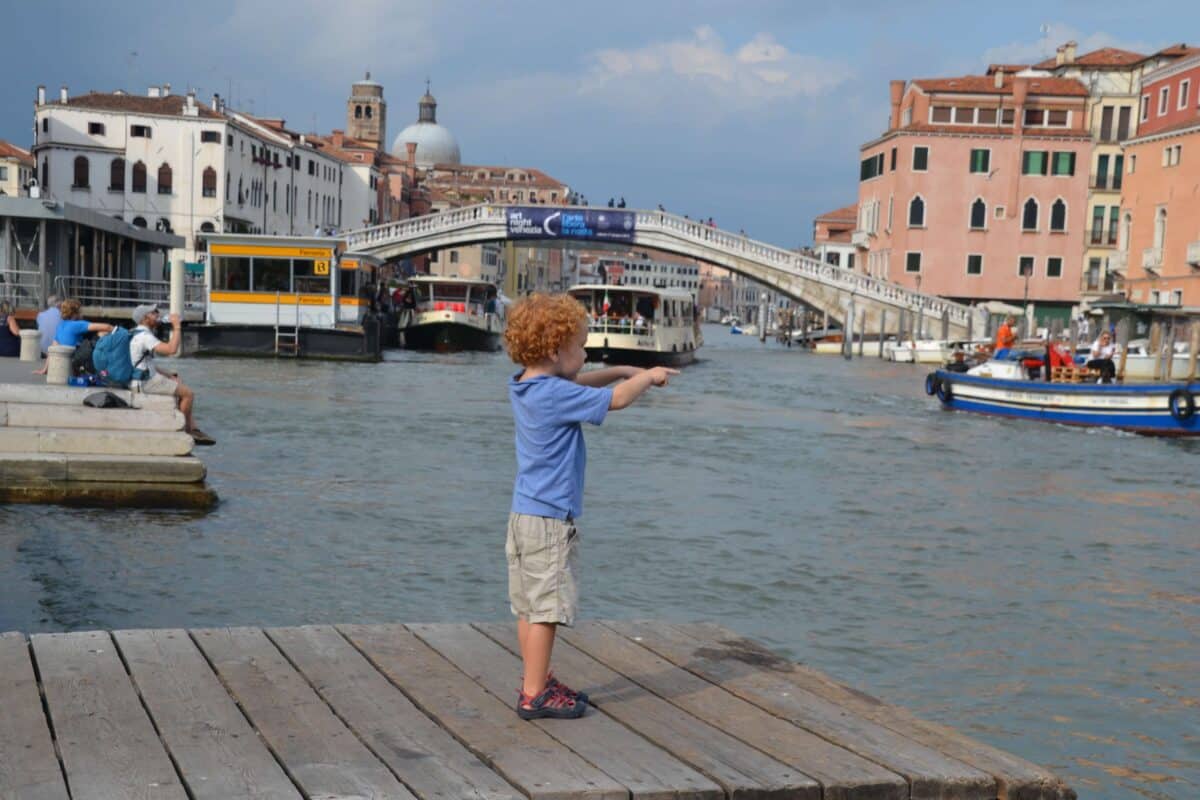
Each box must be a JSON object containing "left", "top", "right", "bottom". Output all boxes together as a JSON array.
[
  {"left": 53, "top": 275, "right": 207, "bottom": 311},
  {"left": 0, "top": 269, "right": 47, "bottom": 309}
]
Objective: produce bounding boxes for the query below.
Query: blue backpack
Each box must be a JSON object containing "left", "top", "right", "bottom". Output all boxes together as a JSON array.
[{"left": 92, "top": 326, "right": 148, "bottom": 387}]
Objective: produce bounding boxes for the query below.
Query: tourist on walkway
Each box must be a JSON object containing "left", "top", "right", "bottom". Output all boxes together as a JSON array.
[
  {"left": 0, "top": 302, "right": 21, "bottom": 358},
  {"left": 36, "top": 295, "right": 60, "bottom": 357},
  {"left": 994, "top": 315, "right": 1017, "bottom": 358},
  {"left": 54, "top": 299, "right": 113, "bottom": 347},
  {"left": 130, "top": 304, "right": 212, "bottom": 445},
  {"left": 1088, "top": 330, "right": 1117, "bottom": 383},
  {"left": 503, "top": 293, "right": 678, "bottom": 720}
]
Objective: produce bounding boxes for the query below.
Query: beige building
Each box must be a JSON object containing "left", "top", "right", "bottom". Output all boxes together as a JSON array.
[{"left": 0, "top": 140, "right": 34, "bottom": 197}]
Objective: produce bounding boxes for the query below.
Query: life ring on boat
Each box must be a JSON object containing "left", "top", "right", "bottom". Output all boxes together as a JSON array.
[
  {"left": 924, "top": 373, "right": 939, "bottom": 396},
  {"left": 935, "top": 378, "right": 953, "bottom": 404},
  {"left": 1168, "top": 388, "right": 1195, "bottom": 421}
]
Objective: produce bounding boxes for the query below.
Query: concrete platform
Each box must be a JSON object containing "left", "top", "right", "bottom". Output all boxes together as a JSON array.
[
  {"left": 0, "top": 428, "right": 194, "bottom": 456},
  {"left": 0, "top": 621, "right": 1076, "bottom": 800}
]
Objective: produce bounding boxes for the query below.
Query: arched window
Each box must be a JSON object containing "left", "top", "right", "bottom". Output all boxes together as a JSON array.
[
  {"left": 131, "top": 216, "right": 147, "bottom": 228},
  {"left": 110, "top": 158, "right": 125, "bottom": 191},
  {"left": 969, "top": 198, "right": 986, "bottom": 229},
  {"left": 72, "top": 155, "right": 89, "bottom": 188},
  {"left": 131, "top": 161, "right": 146, "bottom": 193},
  {"left": 237, "top": 177, "right": 243, "bottom": 205},
  {"left": 273, "top": 180, "right": 277, "bottom": 212},
  {"left": 355, "top": 105, "right": 362, "bottom": 118},
  {"left": 1022, "top": 198, "right": 1039, "bottom": 231},
  {"left": 1153, "top": 207, "right": 1167, "bottom": 250},
  {"left": 908, "top": 195, "right": 925, "bottom": 227},
  {"left": 1120, "top": 212, "right": 1131, "bottom": 252},
  {"left": 157, "top": 163, "right": 173, "bottom": 195},
  {"left": 1049, "top": 198, "right": 1066, "bottom": 232},
  {"left": 200, "top": 221, "right": 215, "bottom": 232},
  {"left": 365, "top": 106, "right": 372, "bottom": 119},
  {"left": 225, "top": 170, "right": 231, "bottom": 201},
  {"left": 40, "top": 158, "right": 49, "bottom": 187},
  {"left": 200, "top": 167, "right": 217, "bottom": 198}
]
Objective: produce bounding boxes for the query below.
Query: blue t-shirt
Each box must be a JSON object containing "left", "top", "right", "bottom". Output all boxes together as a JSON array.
[
  {"left": 510, "top": 373, "right": 612, "bottom": 520},
  {"left": 54, "top": 319, "right": 93, "bottom": 347}
]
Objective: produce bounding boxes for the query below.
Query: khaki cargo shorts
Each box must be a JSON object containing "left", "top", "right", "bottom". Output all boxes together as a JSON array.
[
  {"left": 506, "top": 512, "right": 580, "bottom": 626},
  {"left": 139, "top": 373, "right": 178, "bottom": 396}
]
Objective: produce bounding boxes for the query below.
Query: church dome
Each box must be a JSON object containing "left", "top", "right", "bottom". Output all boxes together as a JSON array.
[{"left": 390, "top": 85, "right": 460, "bottom": 168}]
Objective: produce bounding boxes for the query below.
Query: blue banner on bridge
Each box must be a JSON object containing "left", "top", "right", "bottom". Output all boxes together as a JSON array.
[{"left": 506, "top": 207, "right": 636, "bottom": 243}]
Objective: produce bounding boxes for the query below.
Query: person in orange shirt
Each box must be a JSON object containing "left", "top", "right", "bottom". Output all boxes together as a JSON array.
[{"left": 994, "top": 315, "right": 1017, "bottom": 358}]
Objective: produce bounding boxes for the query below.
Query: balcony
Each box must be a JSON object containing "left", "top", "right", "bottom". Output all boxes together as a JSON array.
[
  {"left": 1086, "top": 229, "right": 1117, "bottom": 248},
  {"left": 1188, "top": 241, "right": 1200, "bottom": 267},
  {"left": 1110, "top": 250, "right": 1127, "bottom": 274},
  {"left": 851, "top": 230, "right": 870, "bottom": 248},
  {"left": 1142, "top": 247, "right": 1163, "bottom": 271},
  {"left": 1088, "top": 174, "right": 1122, "bottom": 191}
]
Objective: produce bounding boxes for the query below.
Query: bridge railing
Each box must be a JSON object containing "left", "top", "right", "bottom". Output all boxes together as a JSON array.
[{"left": 344, "top": 205, "right": 976, "bottom": 326}]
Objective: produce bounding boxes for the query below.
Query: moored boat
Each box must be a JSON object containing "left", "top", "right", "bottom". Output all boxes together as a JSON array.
[
  {"left": 568, "top": 284, "right": 699, "bottom": 367},
  {"left": 927, "top": 359, "right": 1200, "bottom": 436},
  {"left": 402, "top": 276, "right": 504, "bottom": 352}
]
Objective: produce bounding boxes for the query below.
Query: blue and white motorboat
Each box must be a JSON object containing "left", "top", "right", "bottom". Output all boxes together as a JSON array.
[{"left": 926, "top": 358, "right": 1200, "bottom": 436}]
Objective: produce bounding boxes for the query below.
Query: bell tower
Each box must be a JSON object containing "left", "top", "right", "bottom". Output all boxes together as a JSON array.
[{"left": 347, "top": 72, "right": 386, "bottom": 151}]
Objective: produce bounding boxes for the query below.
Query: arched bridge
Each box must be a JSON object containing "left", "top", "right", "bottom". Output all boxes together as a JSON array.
[{"left": 345, "top": 204, "right": 984, "bottom": 338}]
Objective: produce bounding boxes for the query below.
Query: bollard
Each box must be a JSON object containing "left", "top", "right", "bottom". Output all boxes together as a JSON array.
[
  {"left": 19, "top": 329, "right": 41, "bottom": 362},
  {"left": 170, "top": 259, "right": 185, "bottom": 317},
  {"left": 46, "top": 344, "right": 74, "bottom": 385}
]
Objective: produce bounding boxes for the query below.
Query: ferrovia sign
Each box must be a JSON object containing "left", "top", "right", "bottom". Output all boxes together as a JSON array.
[{"left": 506, "top": 207, "right": 636, "bottom": 243}]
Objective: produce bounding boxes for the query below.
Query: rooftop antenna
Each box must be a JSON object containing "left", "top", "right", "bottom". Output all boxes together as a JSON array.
[{"left": 125, "top": 50, "right": 138, "bottom": 92}]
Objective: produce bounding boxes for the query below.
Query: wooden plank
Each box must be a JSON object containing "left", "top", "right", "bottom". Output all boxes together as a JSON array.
[
  {"left": 190, "top": 626, "right": 415, "bottom": 800},
  {"left": 604, "top": 621, "right": 994, "bottom": 800},
  {"left": 112, "top": 629, "right": 300, "bottom": 800},
  {"left": 339, "top": 623, "right": 626, "bottom": 800},
  {"left": 558, "top": 622, "right": 907, "bottom": 799},
  {"left": 410, "top": 622, "right": 722, "bottom": 800},
  {"left": 30, "top": 631, "right": 187, "bottom": 800},
  {"left": 265, "top": 625, "right": 523, "bottom": 800},
  {"left": 0, "top": 633, "right": 69, "bottom": 800},
  {"left": 475, "top": 621, "right": 819, "bottom": 800},
  {"left": 671, "top": 622, "right": 1075, "bottom": 800}
]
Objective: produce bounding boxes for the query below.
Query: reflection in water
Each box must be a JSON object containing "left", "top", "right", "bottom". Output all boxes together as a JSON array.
[{"left": 1, "top": 328, "right": 1197, "bottom": 798}]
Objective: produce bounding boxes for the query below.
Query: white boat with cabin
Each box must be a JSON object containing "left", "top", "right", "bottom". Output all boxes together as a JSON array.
[
  {"left": 402, "top": 276, "right": 504, "bottom": 352},
  {"left": 568, "top": 284, "right": 700, "bottom": 367}
]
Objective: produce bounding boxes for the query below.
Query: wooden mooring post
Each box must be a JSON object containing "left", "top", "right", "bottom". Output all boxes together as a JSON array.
[
  {"left": 857, "top": 312, "right": 866, "bottom": 357},
  {"left": 1187, "top": 321, "right": 1200, "bottom": 382},
  {"left": 843, "top": 301, "right": 855, "bottom": 360},
  {"left": 1116, "top": 318, "right": 1131, "bottom": 383},
  {"left": 878, "top": 310, "right": 888, "bottom": 358}
]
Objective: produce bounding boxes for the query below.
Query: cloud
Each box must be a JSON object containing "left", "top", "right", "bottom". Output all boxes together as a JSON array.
[
  {"left": 578, "top": 26, "right": 852, "bottom": 114},
  {"left": 982, "top": 22, "right": 1156, "bottom": 66}
]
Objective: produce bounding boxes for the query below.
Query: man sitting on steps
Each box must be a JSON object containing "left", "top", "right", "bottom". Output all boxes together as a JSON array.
[{"left": 129, "top": 304, "right": 214, "bottom": 445}]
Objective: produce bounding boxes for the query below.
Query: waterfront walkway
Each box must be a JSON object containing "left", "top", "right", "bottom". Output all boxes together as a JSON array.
[{"left": 0, "top": 620, "right": 1074, "bottom": 800}]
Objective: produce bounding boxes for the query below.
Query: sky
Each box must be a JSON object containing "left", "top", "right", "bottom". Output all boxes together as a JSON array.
[{"left": 2, "top": 1, "right": 1196, "bottom": 246}]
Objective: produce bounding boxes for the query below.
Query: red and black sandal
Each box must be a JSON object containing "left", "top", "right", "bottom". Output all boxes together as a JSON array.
[
  {"left": 547, "top": 671, "right": 589, "bottom": 704},
  {"left": 516, "top": 685, "right": 587, "bottom": 720}
]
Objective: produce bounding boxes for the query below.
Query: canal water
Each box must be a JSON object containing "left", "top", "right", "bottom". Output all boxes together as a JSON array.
[{"left": 1, "top": 326, "right": 1196, "bottom": 799}]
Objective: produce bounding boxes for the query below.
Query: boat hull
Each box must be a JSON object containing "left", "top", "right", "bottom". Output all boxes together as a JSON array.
[
  {"left": 586, "top": 346, "right": 696, "bottom": 367},
  {"left": 404, "top": 321, "right": 501, "bottom": 353},
  {"left": 186, "top": 322, "right": 383, "bottom": 362},
  {"left": 933, "top": 370, "right": 1200, "bottom": 436}
]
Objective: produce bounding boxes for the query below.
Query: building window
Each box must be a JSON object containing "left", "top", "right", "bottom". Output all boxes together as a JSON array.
[
  {"left": 0, "top": 166, "right": 6, "bottom": 181},
  {"left": 227, "top": 133, "right": 233, "bottom": 148},
  {"left": 1050, "top": 199, "right": 1066, "bottom": 232},
  {"left": 273, "top": 180, "right": 277, "bottom": 212},
  {"left": 1113, "top": 155, "right": 1124, "bottom": 190},
  {"left": 908, "top": 195, "right": 925, "bottom": 227},
  {"left": 308, "top": 159, "right": 316, "bottom": 176},
  {"left": 1022, "top": 150, "right": 1048, "bottom": 175},
  {"left": 355, "top": 105, "right": 362, "bottom": 119},
  {"left": 1141, "top": 94, "right": 1150, "bottom": 121},
  {"left": 1047, "top": 109, "right": 1068, "bottom": 126},
  {"left": 1095, "top": 154, "right": 1109, "bottom": 188},
  {"left": 131, "top": 161, "right": 146, "bottom": 193},
  {"left": 132, "top": 216, "right": 147, "bottom": 228},
  {"left": 1024, "top": 108, "right": 1044, "bottom": 126},
  {"left": 890, "top": 147, "right": 897, "bottom": 171},
  {"left": 157, "top": 163, "right": 172, "bottom": 194},
  {"left": 109, "top": 157, "right": 125, "bottom": 191},
  {"left": 1117, "top": 106, "right": 1132, "bottom": 140},
  {"left": 1019, "top": 256, "right": 1035, "bottom": 277},
  {"left": 130, "top": 124, "right": 151, "bottom": 138},
  {"left": 969, "top": 149, "right": 990, "bottom": 173},
  {"left": 912, "top": 146, "right": 929, "bottom": 171},
  {"left": 1051, "top": 151, "right": 1075, "bottom": 176},
  {"left": 200, "top": 130, "right": 221, "bottom": 143},
  {"left": 1022, "top": 198, "right": 1039, "bottom": 231},
  {"left": 202, "top": 167, "right": 217, "bottom": 197},
  {"left": 88, "top": 122, "right": 105, "bottom": 136},
  {"left": 976, "top": 107, "right": 997, "bottom": 125},
  {"left": 1108, "top": 206, "right": 1119, "bottom": 245},
  {"left": 1086, "top": 257, "right": 1102, "bottom": 291},
  {"left": 365, "top": 106, "right": 372, "bottom": 119},
  {"left": 1159, "top": 86, "right": 1170, "bottom": 115},
  {"left": 1046, "top": 257, "right": 1063, "bottom": 278},
  {"left": 966, "top": 254, "right": 983, "bottom": 275},
  {"left": 1099, "top": 106, "right": 1114, "bottom": 141},
  {"left": 969, "top": 198, "right": 986, "bottom": 229},
  {"left": 1129, "top": 154, "right": 1137, "bottom": 173},
  {"left": 931, "top": 106, "right": 952, "bottom": 123},
  {"left": 449, "top": 250, "right": 459, "bottom": 264},
  {"left": 72, "top": 155, "right": 89, "bottom": 188},
  {"left": 1091, "top": 206, "right": 1105, "bottom": 244},
  {"left": 1181, "top": 79, "right": 1192, "bottom": 110},
  {"left": 41, "top": 118, "right": 48, "bottom": 133},
  {"left": 905, "top": 252, "right": 921, "bottom": 273}
]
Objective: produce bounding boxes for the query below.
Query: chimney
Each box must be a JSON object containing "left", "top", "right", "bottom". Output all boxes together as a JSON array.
[
  {"left": 1013, "top": 77, "right": 1029, "bottom": 109},
  {"left": 211, "top": 92, "right": 220, "bottom": 112},
  {"left": 406, "top": 141, "right": 417, "bottom": 165},
  {"left": 59, "top": 85, "right": 68, "bottom": 103},
  {"left": 184, "top": 91, "right": 197, "bottom": 116},
  {"left": 1064, "top": 41, "right": 1077, "bottom": 64},
  {"left": 36, "top": 85, "right": 45, "bottom": 106},
  {"left": 332, "top": 129, "right": 344, "bottom": 148},
  {"left": 888, "top": 80, "right": 905, "bottom": 129},
  {"left": 1055, "top": 45, "right": 1066, "bottom": 66},
  {"left": 994, "top": 69, "right": 1005, "bottom": 89},
  {"left": 163, "top": 83, "right": 171, "bottom": 96},
  {"left": 148, "top": 86, "right": 161, "bottom": 98},
  {"left": 299, "top": 134, "right": 306, "bottom": 146}
]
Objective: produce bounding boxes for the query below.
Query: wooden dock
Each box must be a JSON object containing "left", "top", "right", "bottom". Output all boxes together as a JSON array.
[{"left": 0, "top": 620, "right": 1075, "bottom": 800}]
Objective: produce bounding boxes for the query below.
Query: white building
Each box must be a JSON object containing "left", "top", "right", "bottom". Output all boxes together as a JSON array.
[
  {"left": 0, "top": 140, "right": 34, "bottom": 197},
  {"left": 31, "top": 85, "right": 354, "bottom": 262}
]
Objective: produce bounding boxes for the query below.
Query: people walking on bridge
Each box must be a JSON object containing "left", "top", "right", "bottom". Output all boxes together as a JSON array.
[{"left": 503, "top": 293, "right": 678, "bottom": 720}]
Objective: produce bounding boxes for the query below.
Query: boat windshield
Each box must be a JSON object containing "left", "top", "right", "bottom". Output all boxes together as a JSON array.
[
  {"left": 413, "top": 282, "right": 494, "bottom": 316},
  {"left": 570, "top": 288, "right": 667, "bottom": 333}
]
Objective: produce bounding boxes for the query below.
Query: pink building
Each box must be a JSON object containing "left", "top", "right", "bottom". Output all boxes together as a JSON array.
[
  {"left": 855, "top": 72, "right": 1092, "bottom": 312},
  {"left": 1121, "top": 50, "right": 1200, "bottom": 307}
]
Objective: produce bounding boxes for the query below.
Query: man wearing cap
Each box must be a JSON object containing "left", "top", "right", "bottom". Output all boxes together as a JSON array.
[{"left": 130, "top": 304, "right": 211, "bottom": 444}]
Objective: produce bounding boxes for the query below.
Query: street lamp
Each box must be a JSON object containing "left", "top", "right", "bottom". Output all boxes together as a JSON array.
[{"left": 1021, "top": 261, "right": 1033, "bottom": 337}]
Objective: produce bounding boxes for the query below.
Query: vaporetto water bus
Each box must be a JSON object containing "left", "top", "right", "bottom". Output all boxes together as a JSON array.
[
  {"left": 401, "top": 276, "right": 504, "bottom": 352},
  {"left": 195, "top": 234, "right": 385, "bottom": 361},
  {"left": 927, "top": 357, "right": 1200, "bottom": 436},
  {"left": 568, "top": 284, "right": 700, "bottom": 367}
]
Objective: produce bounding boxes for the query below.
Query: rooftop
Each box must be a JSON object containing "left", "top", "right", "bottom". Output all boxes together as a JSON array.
[
  {"left": 911, "top": 75, "right": 1089, "bottom": 97},
  {"left": 814, "top": 204, "right": 858, "bottom": 224},
  {"left": 43, "top": 92, "right": 224, "bottom": 120},
  {"left": 0, "top": 139, "right": 33, "bottom": 165},
  {"left": 1033, "top": 46, "right": 1148, "bottom": 70}
]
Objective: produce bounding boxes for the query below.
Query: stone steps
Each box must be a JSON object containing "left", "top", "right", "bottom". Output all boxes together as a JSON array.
[
  {"left": 0, "top": 428, "right": 194, "bottom": 457},
  {"left": 0, "top": 384, "right": 176, "bottom": 411},
  {"left": 0, "top": 402, "right": 185, "bottom": 431},
  {"left": 0, "top": 453, "right": 207, "bottom": 483}
]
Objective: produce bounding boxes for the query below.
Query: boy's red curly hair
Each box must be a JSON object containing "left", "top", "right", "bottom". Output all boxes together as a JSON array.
[{"left": 505, "top": 293, "right": 588, "bottom": 366}]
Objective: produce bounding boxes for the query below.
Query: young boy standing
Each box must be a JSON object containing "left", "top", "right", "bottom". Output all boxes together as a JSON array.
[{"left": 504, "top": 294, "right": 677, "bottom": 719}]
